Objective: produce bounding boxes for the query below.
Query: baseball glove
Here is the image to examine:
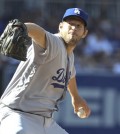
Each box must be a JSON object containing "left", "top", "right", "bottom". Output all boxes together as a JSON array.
[{"left": 0, "top": 19, "right": 31, "bottom": 61}]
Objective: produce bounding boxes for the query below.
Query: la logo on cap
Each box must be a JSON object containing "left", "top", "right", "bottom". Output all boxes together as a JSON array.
[{"left": 74, "top": 8, "right": 80, "bottom": 15}]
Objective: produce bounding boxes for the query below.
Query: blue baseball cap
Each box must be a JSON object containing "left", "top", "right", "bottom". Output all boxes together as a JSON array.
[{"left": 62, "top": 8, "right": 88, "bottom": 26}]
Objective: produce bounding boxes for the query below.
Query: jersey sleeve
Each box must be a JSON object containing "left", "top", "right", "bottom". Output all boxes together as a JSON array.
[
  {"left": 70, "top": 53, "right": 76, "bottom": 79},
  {"left": 32, "top": 31, "right": 61, "bottom": 64},
  {"left": 71, "top": 66, "right": 76, "bottom": 79}
]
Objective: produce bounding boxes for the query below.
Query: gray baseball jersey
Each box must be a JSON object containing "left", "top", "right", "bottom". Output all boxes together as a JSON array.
[{"left": 0, "top": 31, "right": 76, "bottom": 117}]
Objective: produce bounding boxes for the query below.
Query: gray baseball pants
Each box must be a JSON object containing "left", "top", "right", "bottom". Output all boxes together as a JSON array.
[{"left": 0, "top": 104, "right": 68, "bottom": 134}]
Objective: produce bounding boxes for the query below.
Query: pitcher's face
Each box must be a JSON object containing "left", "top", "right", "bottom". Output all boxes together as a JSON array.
[{"left": 59, "top": 17, "right": 88, "bottom": 46}]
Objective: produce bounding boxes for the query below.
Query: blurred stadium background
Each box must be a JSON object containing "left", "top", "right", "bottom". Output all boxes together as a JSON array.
[{"left": 0, "top": 0, "right": 120, "bottom": 134}]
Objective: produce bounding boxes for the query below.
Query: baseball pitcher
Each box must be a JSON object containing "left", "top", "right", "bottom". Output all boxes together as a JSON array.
[{"left": 0, "top": 8, "right": 91, "bottom": 134}]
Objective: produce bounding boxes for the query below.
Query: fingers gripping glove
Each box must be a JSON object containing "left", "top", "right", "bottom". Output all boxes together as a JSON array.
[{"left": 0, "top": 19, "right": 31, "bottom": 61}]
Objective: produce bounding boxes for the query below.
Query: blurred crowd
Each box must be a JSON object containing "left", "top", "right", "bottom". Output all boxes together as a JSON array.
[
  {"left": 1, "top": 1, "right": 120, "bottom": 96},
  {"left": 75, "top": 18, "right": 120, "bottom": 74}
]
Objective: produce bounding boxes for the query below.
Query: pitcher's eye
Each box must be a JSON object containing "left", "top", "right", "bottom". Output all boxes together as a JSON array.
[{"left": 76, "top": 24, "right": 80, "bottom": 28}]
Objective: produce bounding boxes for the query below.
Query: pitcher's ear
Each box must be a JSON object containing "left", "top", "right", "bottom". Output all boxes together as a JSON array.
[
  {"left": 59, "top": 22, "right": 63, "bottom": 31},
  {"left": 82, "top": 29, "right": 88, "bottom": 38}
]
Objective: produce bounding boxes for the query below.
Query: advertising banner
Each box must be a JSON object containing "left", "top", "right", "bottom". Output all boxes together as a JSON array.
[{"left": 55, "top": 74, "right": 120, "bottom": 134}]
